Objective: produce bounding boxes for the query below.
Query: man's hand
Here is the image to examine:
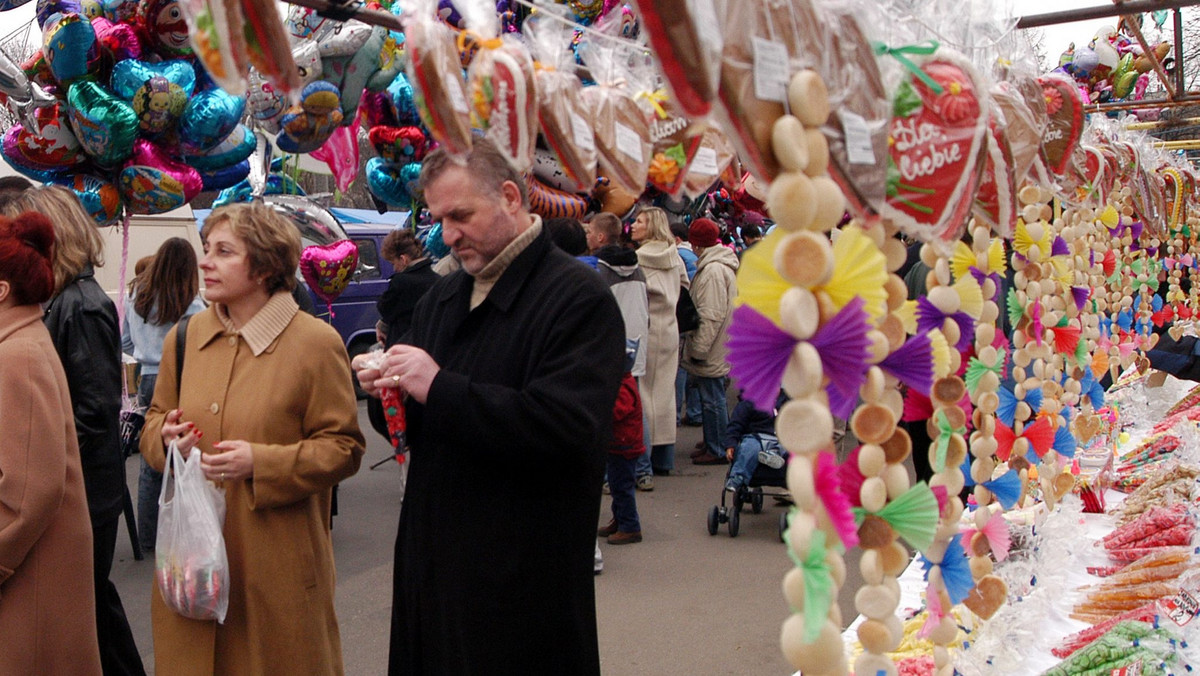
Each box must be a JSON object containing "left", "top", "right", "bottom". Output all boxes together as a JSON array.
[
  {"left": 352, "top": 353, "right": 384, "bottom": 398},
  {"left": 725, "top": 447, "right": 735, "bottom": 462},
  {"left": 378, "top": 345, "right": 440, "bottom": 404}
]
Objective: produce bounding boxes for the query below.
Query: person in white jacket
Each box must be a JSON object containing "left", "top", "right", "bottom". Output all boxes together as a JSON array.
[{"left": 682, "top": 218, "right": 740, "bottom": 465}]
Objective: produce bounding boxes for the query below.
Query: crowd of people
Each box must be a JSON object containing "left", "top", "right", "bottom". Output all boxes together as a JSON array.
[{"left": 0, "top": 139, "right": 767, "bottom": 675}]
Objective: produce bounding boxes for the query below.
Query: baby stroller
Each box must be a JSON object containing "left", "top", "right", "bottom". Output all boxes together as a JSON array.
[{"left": 706, "top": 457, "right": 791, "bottom": 539}]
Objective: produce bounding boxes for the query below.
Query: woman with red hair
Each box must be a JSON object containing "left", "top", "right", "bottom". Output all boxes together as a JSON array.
[{"left": 0, "top": 212, "right": 102, "bottom": 674}]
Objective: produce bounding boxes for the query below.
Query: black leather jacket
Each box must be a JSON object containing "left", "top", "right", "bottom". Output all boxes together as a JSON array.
[{"left": 43, "top": 265, "right": 124, "bottom": 524}]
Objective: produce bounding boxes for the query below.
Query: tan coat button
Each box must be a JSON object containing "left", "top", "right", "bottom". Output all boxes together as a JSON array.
[
  {"left": 228, "top": 336, "right": 237, "bottom": 346},
  {"left": 210, "top": 403, "right": 219, "bottom": 414}
]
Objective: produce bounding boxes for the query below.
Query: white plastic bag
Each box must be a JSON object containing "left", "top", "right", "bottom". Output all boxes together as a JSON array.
[{"left": 155, "top": 441, "right": 230, "bottom": 623}]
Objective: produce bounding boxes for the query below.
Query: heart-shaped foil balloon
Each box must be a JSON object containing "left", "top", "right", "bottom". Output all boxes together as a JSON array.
[
  {"left": 118, "top": 138, "right": 202, "bottom": 214},
  {"left": 178, "top": 87, "right": 245, "bottom": 153},
  {"left": 50, "top": 172, "right": 121, "bottom": 224},
  {"left": 43, "top": 12, "right": 97, "bottom": 84},
  {"left": 277, "top": 80, "right": 343, "bottom": 154},
  {"left": 365, "top": 157, "right": 420, "bottom": 207},
  {"left": 111, "top": 58, "right": 195, "bottom": 101},
  {"left": 130, "top": 75, "right": 187, "bottom": 136},
  {"left": 1, "top": 102, "right": 84, "bottom": 170},
  {"left": 368, "top": 125, "right": 427, "bottom": 163},
  {"left": 183, "top": 124, "right": 255, "bottom": 171},
  {"left": 67, "top": 79, "right": 139, "bottom": 165},
  {"left": 247, "top": 73, "right": 286, "bottom": 134},
  {"left": 198, "top": 159, "right": 250, "bottom": 192},
  {"left": 387, "top": 71, "right": 420, "bottom": 127},
  {"left": 91, "top": 16, "right": 141, "bottom": 62},
  {"left": 883, "top": 49, "right": 989, "bottom": 253},
  {"left": 300, "top": 239, "right": 359, "bottom": 307},
  {"left": 1037, "top": 73, "right": 1084, "bottom": 177},
  {"left": 36, "top": 0, "right": 82, "bottom": 26}
]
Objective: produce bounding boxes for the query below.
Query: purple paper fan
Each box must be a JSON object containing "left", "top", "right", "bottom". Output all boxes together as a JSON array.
[
  {"left": 880, "top": 333, "right": 934, "bottom": 395},
  {"left": 916, "top": 297, "right": 973, "bottom": 351},
  {"left": 725, "top": 305, "right": 798, "bottom": 411},
  {"left": 1051, "top": 235, "right": 1069, "bottom": 257},
  {"left": 1072, "top": 286, "right": 1089, "bottom": 311},
  {"left": 809, "top": 297, "right": 872, "bottom": 420}
]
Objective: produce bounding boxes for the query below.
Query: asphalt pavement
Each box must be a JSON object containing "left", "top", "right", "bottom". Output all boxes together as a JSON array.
[{"left": 110, "top": 403, "right": 870, "bottom": 674}]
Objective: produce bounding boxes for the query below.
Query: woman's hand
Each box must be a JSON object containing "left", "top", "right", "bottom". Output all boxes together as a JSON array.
[
  {"left": 202, "top": 440, "right": 254, "bottom": 482},
  {"left": 161, "top": 408, "right": 202, "bottom": 454},
  {"left": 351, "top": 353, "right": 383, "bottom": 398}
]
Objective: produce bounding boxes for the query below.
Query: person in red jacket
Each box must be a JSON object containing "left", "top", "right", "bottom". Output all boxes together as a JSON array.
[{"left": 598, "top": 357, "right": 645, "bottom": 545}]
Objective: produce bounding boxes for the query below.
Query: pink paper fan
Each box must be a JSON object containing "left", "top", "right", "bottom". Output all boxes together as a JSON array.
[
  {"left": 838, "top": 447, "right": 865, "bottom": 508},
  {"left": 725, "top": 305, "right": 798, "bottom": 411},
  {"left": 815, "top": 451, "right": 859, "bottom": 549},
  {"left": 918, "top": 581, "right": 945, "bottom": 639},
  {"left": 809, "top": 297, "right": 872, "bottom": 420},
  {"left": 981, "top": 512, "right": 1012, "bottom": 561},
  {"left": 880, "top": 333, "right": 934, "bottom": 395},
  {"left": 930, "top": 484, "right": 949, "bottom": 517},
  {"left": 903, "top": 389, "right": 934, "bottom": 422}
]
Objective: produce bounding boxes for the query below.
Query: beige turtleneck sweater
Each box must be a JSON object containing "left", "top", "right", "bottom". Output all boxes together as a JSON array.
[{"left": 469, "top": 216, "right": 543, "bottom": 310}]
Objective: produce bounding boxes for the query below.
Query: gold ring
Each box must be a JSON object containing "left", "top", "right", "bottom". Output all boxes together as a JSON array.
[
  {"left": 221, "top": 472, "right": 226, "bottom": 481},
  {"left": 392, "top": 375, "right": 401, "bottom": 383}
]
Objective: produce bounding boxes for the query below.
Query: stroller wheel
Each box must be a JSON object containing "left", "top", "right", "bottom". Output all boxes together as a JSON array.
[
  {"left": 732, "top": 488, "right": 745, "bottom": 511},
  {"left": 751, "top": 487, "right": 764, "bottom": 514},
  {"left": 778, "top": 511, "right": 788, "bottom": 543},
  {"left": 707, "top": 505, "right": 719, "bottom": 536},
  {"left": 728, "top": 506, "right": 740, "bottom": 537}
]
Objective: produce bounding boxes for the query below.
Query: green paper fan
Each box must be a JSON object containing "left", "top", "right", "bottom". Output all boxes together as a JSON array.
[
  {"left": 876, "top": 482, "right": 940, "bottom": 553},
  {"left": 799, "top": 531, "right": 834, "bottom": 644},
  {"left": 1006, "top": 287, "right": 1024, "bottom": 329}
]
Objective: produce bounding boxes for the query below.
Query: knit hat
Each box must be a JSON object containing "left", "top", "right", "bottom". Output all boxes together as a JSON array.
[{"left": 689, "top": 218, "right": 721, "bottom": 248}]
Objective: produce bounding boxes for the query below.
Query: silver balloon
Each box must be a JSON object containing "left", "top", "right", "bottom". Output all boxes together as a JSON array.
[{"left": 261, "top": 193, "right": 348, "bottom": 245}]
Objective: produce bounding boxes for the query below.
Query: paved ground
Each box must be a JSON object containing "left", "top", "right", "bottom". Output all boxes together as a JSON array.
[{"left": 110, "top": 403, "right": 867, "bottom": 674}]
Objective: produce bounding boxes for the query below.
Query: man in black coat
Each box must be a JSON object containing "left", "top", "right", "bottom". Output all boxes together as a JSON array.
[{"left": 354, "top": 138, "right": 625, "bottom": 675}]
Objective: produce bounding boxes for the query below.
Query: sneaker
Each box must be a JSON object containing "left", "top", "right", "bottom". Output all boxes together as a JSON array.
[
  {"left": 689, "top": 447, "right": 708, "bottom": 459},
  {"left": 607, "top": 530, "right": 643, "bottom": 545},
  {"left": 636, "top": 475, "right": 655, "bottom": 491},
  {"left": 724, "top": 479, "right": 743, "bottom": 493},
  {"left": 601, "top": 481, "right": 611, "bottom": 495},
  {"left": 693, "top": 451, "right": 728, "bottom": 466},
  {"left": 597, "top": 519, "right": 619, "bottom": 537},
  {"left": 758, "top": 449, "right": 785, "bottom": 469}
]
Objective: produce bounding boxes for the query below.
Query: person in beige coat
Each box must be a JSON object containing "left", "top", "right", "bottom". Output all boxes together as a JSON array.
[
  {"left": 0, "top": 212, "right": 102, "bottom": 676},
  {"left": 141, "top": 203, "right": 365, "bottom": 676},
  {"left": 632, "top": 207, "right": 689, "bottom": 478}
]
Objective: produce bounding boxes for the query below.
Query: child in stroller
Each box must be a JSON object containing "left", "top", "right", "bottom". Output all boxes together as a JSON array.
[{"left": 707, "top": 393, "right": 790, "bottom": 538}]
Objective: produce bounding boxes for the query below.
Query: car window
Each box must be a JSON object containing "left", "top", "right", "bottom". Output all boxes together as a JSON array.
[{"left": 354, "top": 238, "right": 382, "bottom": 280}]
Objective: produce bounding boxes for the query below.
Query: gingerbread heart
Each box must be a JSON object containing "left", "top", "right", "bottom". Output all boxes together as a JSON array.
[
  {"left": 1037, "top": 74, "right": 1084, "bottom": 176},
  {"left": 961, "top": 574, "right": 1007, "bottom": 620},
  {"left": 468, "top": 39, "right": 537, "bottom": 173},
  {"left": 973, "top": 110, "right": 1016, "bottom": 238},
  {"left": 883, "top": 49, "right": 989, "bottom": 252}
]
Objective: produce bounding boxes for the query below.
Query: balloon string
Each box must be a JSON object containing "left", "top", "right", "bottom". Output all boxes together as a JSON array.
[
  {"left": 327, "top": 301, "right": 335, "bottom": 322},
  {"left": 117, "top": 209, "right": 131, "bottom": 401}
]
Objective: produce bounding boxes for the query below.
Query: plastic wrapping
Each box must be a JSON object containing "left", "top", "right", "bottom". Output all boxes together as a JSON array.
[
  {"left": 524, "top": 13, "right": 597, "bottom": 192},
  {"left": 577, "top": 41, "right": 651, "bottom": 197},
  {"left": 631, "top": 0, "right": 722, "bottom": 119},
  {"left": 639, "top": 67, "right": 703, "bottom": 197},
  {"left": 404, "top": 0, "right": 473, "bottom": 157},
  {"left": 681, "top": 127, "right": 736, "bottom": 198}
]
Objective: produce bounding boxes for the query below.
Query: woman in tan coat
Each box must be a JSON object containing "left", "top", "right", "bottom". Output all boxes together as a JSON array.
[
  {"left": 0, "top": 212, "right": 102, "bottom": 676},
  {"left": 141, "top": 202, "right": 365, "bottom": 675},
  {"left": 632, "top": 207, "right": 689, "bottom": 478}
]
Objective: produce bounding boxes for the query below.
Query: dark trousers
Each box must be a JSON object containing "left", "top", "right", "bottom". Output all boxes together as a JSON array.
[
  {"left": 606, "top": 454, "right": 640, "bottom": 533},
  {"left": 93, "top": 516, "right": 146, "bottom": 676}
]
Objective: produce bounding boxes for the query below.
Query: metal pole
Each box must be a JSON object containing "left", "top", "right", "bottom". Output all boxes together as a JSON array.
[
  {"left": 1085, "top": 94, "right": 1200, "bottom": 112},
  {"left": 1117, "top": 9, "right": 1177, "bottom": 100},
  {"left": 1016, "top": 0, "right": 1200, "bottom": 29},
  {"left": 284, "top": 0, "right": 406, "bottom": 32},
  {"left": 1175, "top": 7, "right": 1187, "bottom": 97}
]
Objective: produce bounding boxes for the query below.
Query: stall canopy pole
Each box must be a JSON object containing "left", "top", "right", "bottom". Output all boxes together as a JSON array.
[{"left": 1016, "top": 0, "right": 1200, "bottom": 29}]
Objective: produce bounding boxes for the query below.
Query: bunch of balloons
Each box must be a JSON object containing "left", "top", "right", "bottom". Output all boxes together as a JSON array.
[{"left": 1054, "top": 25, "right": 1171, "bottom": 107}]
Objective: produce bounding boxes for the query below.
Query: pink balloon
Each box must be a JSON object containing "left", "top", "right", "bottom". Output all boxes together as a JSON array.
[
  {"left": 310, "top": 124, "right": 359, "bottom": 194},
  {"left": 118, "top": 138, "right": 202, "bottom": 214},
  {"left": 300, "top": 240, "right": 359, "bottom": 309}
]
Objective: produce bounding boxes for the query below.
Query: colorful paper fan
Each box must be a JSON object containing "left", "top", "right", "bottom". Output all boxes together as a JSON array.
[
  {"left": 1101, "top": 249, "right": 1116, "bottom": 277},
  {"left": 995, "top": 420, "right": 1016, "bottom": 461},
  {"left": 953, "top": 276, "right": 985, "bottom": 319},
  {"left": 795, "top": 529, "right": 834, "bottom": 643},
  {"left": 815, "top": 451, "right": 858, "bottom": 550},
  {"left": 997, "top": 386, "right": 1018, "bottom": 427},
  {"left": 880, "top": 333, "right": 934, "bottom": 396},
  {"left": 1051, "top": 322, "right": 1081, "bottom": 356},
  {"left": 1071, "top": 286, "right": 1090, "bottom": 311},
  {"left": 894, "top": 299, "right": 918, "bottom": 335},
  {"left": 987, "top": 239, "right": 1007, "bottom": 275},
  {"left": 928, "top": 329, "right": 952, "bottom": 379},
  {"left": 1053, "top": 423, "right": 1077, "bottom": 459},
  {"left": 981, "top": 470, "right": 1021, "bottom": 509},
  {"left": 821, "top": 225, "right": 889, "bottom": 323},
  {"left": 855, "top": 482, "right": 939, "bottom": 553},
  {"left": 735, "top": 230, "right": 792, "bottom": 324},
  {"left": 964, "top": 347, "right": 1006, "bottom": 396},
  {"left": 1050, "top": 256, "right": 1072, "bottom": 286},
  {"left": 903, "top": 388, "right": 934, "bottom": 422},
  {"left": 1006, "top": 287, "right": 1025, "bottom": 329},
  {"left": 1099, "top": 204, "right": 1120, "bottom": 229},
  {"left": 916, "top": 297, "right": 974, "bottom": 351},
  {"left": 809, "top": 297, "right": 873, "bottom": 420},
  {"left": 920, "top": 533, "right": 973, "bottom": 605},
  {"left": 962, "top": 512, "right": 1012, "bottom": 562},
  {"left": 1081, "top": 368, "right": 1105, "bottom": 408},
  {"left": 950, "top": 241, "right": 976, "bottom": 282},
  {"left": 1051, "top": 235, "right": 1069, "bottom": 257},
  {"left": 1023, "top": 416, "right": 1055, "bottom": 461},
  {"left": 725, "top": 305, "right": 797, "bottom": 412},
  {"left": 930, "top": 484, "right": 949, "bottom": 516},
  {"left": 1013, "top": 219, "right": 1050, "bottom": 259},
  {"left": 1091, "top": 348, "right": 1109, "bottom": 382},
  {"left": 919, "top": 582, "right": 945, "bottom": 639},
  {"left": 838, "top": 447, "right": 865, "bottom": 508}
]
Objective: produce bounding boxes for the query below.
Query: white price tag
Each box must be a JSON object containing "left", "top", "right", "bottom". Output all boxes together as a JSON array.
[
  {"left": 1162, "top": 588, "right": 1200, "bottom": 626},
  {"left": 615, "top": 122, "right": 643, "bottom": 162},
  {"left": 752, "top": 37, "right": 789, "bottom": 103},
  {"left": 571, "top": 112, "right": 595, "bottom": 153},
  {"left": 445, "top": 75, "right": 468, "bottom": 114},
  {"left": 839, "top": 110, "right": 876, "bottom": 165},
  {"left": 691, "top": 146, "right": 718, "bottom": 176}
]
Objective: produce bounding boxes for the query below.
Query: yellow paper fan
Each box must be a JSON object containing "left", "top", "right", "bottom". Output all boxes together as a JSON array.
[
  {"left": 894, "top": 300, "right": 918, "bottom": 335},
  {"left": 1050, "top": 256, "right": 1072, "bottom": 286},
  {"left": 1013, "top": 220, "right": 1051, "bottom": 258},
  {"left": 950, "top": 241, "right": 975, "bottom": 282},
  {"left": 987, "top": 239, "right": 1007, "bottom": 275},
  {"left": 735, "top": 230, "right": 792, "bottom": 325},
  {"left": 820, "top": 225, "right": 889, "bottom": 324},
  {"left": 927, "top": 329, "right": 952, "bottom": 379},
  {"left": 953, "top": 276, "right": 984, "bottom": 319},
  {"left": 1099, "top": 204, "right": 1120, "bottom": 229}
]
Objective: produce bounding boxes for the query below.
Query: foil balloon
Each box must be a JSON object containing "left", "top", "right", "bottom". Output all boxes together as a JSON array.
[
  {"left": 49, "top": 173, "right": 121, "bottom": 224},
  {"left": 422, "top": 221, "right": 449, "bottom": 259},
  {"left": 436, "top": 0, "right": 465, "bottom": 29},
  {"left": 91, "top": 16, "right": 142, "bottom": 62},
  {"left": 528, "top": 175, "right": 588, "bottom": 220},
  {"left": 387, "top": 71, "right": 420, "bottom": 126},
  {"left": 1, "top": 103, "right": 84, "bottom": 171},
  {"left": 300, "top": 240, "right": 359, "bottom": 307},
  {"left": 131, "top": 76, "right": 187, "bottom": 136},
  {"left": 102, "top": 0, "right": 137, "bottom": 23},
  {"left": 212, "top": 173, "right": 305, "bottom": 207},
  {"left": 317, "top": 18, "right": 373, "bottom": 57},
  {"left": 118, "top": 139, "right": 202, "bottom": 214},
  {"left": 368, "top": 125, "right": 427, "bottom": 163},
  {"left": 110, "top": 58, "right": 196, "bottom": 101},
  {"left": 178, "top": 88, "right": 245, "bottom": 152},
  {"left": 293, "top": 42, "right": 323, "bottom": 87},
  {"left": 366, "top": 157, "right": 420, "bottom": 206},
  {"left": 247, "top": 73, "right": 285, "bottom": 134},
  {"left": 138, "top": 0, "right": 191, "bottom": 57},
  {"left": 67, "top": 79, "right": 139, "bottom": 165},
  {"left": 263, "top": 193, "right": 347, "bottom": 244},
  {"left": 78, "top": 0, "right": 101, "bottom": 17},
  {"left": 36, "top": 0, "right": 82, "bottom": 27},
  {"left": 359, "top": 90, "right": 399, "bottom": 129},
  {"left": 309, "top": 124, "right": 358, "bottom": 193},
  {"left": 277, "top": 80, "right": 343, "bottom": 154},
  {"left": 198, "top": 159, "right": 250, "bottom": 191},
  {"left": 43, "top": 12, "right": 97, "bottom": 84},
  {"left": 0, "top": 50, "right": 35, "bottom": 105},
  {"left": 183, "top": 124, "right": 255, "bottom": 171},
  {"left": 0, "top": 0, "right": 35, "bottom": 11},
  {"left": 532, "top": 146, "right": 584, "bottom": 194}
]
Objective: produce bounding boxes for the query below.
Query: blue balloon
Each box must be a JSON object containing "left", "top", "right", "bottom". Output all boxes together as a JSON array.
[
  {"left": 366, "top": 157, "right": 421, "bottom": 207},
  {"left": 36, "top": 0, "right": 81, "bottom": 26},
  {"left": 111, "top": 58, "right": 196, "bottom": 100},
  {"left": 212, "top": 173, "right": 305, "bottom": 208},
  {"left": 178, "top": 88, "right": 245, "bottom": 153},
  {"left": 422, "top": 221, "right": 449, "bottom": 259},
  {"left": 43, "top": 12, "right": 96, "bottom": 83},
  {"left": 1072, "top": 47, "right": 1099, "bottom": 78},
  {"left": 48, "top": 172, "right": 121, "bottom": 225},
  {"left": 387, "top": 71, "right": 420, "bottom": 127},
  {"left": 183, "top": 124, "right": 255, "bottom": 171},
  {"left": 199, "top": 160, "right": 250, "bottom": 191}
]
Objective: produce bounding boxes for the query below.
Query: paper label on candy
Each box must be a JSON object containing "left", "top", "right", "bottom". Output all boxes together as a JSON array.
[
  {"left": 752, "top": 37, "right": 788, "bottom": 103},
  {"left": 691, "top": 146, "right": 718, "bottom": 176},
  {"left": 1112, "top": 661, "right": 1143, "bottom": 676},
  {"left": 1162, "top": 588, "right": 1200, "bottom": 626},
  {"left": 615, "top": 122, "right": 643, "bottom": 162},
  {"left": 445, "top": 74, "right": 468, "bottom": 114},
  {"left": 571, "top": 112, "right": 595, "bottom": 153},
  {"left": 839, "top": 111, "right": 875, "bottom": 165}
]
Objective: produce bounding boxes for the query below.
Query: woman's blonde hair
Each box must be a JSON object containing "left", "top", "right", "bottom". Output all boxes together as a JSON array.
[
  {"left": 637, "top": 206, "right": 673, "bottom": 244},
  {"left": 201, "top": 202, "right": 301, "bottom": 294},
  {"left": 2, "top": 185, "right": 103, "bottom": 295}
]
